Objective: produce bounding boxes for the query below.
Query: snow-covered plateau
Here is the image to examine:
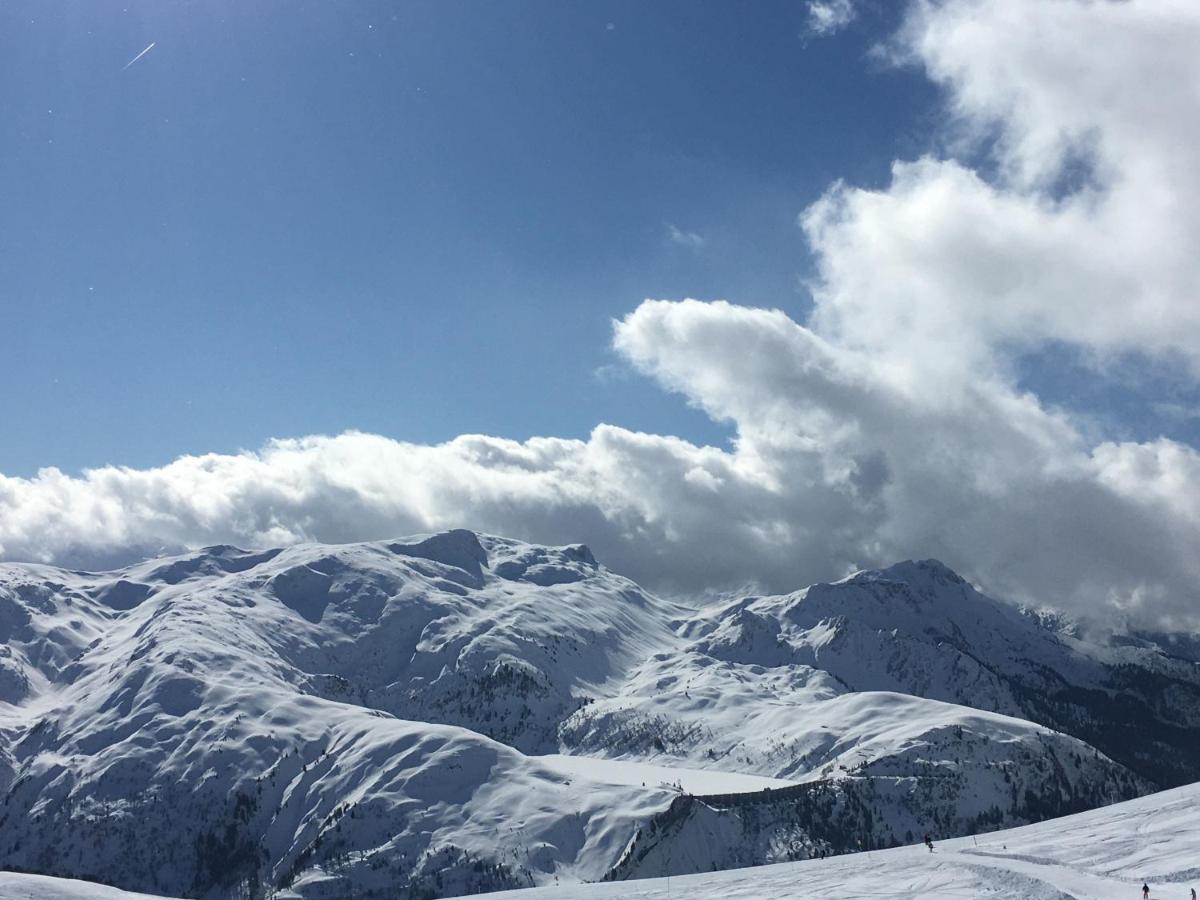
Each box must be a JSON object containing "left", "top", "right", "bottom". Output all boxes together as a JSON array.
[{"left": 1, "top": 530, "right": 1198, "bottom": 898}]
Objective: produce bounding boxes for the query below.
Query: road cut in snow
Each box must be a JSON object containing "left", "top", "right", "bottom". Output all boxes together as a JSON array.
[{"left": 532, "top": 754, "right": 795, "bottom": 795}]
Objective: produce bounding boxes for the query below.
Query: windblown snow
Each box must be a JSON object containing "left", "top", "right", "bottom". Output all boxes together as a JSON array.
[{"left": 1, "top": 530, "right": 1198, "bottom": 898}]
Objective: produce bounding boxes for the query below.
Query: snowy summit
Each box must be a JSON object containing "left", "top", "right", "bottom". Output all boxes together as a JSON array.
[{"left": 1, "top": 531, "right": 1198, "bottom": 897}]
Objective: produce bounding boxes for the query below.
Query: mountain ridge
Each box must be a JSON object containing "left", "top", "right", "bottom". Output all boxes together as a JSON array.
[{"left": 0, "top": 532, "right": 1196, "bottom": 897}]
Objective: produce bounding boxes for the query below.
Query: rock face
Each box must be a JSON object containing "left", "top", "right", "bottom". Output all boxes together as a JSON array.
[{"left": 0, "top": 535, "right": 1196, "bottom": 897}]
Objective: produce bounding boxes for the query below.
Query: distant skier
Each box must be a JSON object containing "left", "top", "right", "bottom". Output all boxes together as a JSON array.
[
  {"left": 1141, "top": 883, "right": 1148, "bottom": 899},
  {"left": 924, "top": 834, "right": 934, "bottom": 853},
  {"left": 1190, "top": 888, "right": 1195, "bottom": 900}
]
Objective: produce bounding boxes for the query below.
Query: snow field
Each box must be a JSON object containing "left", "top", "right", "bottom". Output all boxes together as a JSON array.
[{"left": 488, "top": 780, "right": 1200, "bottom": 899}]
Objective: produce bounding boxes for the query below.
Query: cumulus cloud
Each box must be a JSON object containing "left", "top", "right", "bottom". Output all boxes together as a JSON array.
[
  {"left": 808, "top": 0, "right": 1200, "bottom": 386},
  {"left": 614, "top": 300, "right": 1200, "bottom": 627},
  {"left": 2, "top": 0, "right": 1199, "bottom": 628}
]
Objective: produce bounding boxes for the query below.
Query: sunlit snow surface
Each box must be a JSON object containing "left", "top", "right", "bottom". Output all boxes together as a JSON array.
[
  {"left": 1, "top": 532, "right": 1197, "bottom": 897},
  {"left": 487, "top": 782, "right": 1200, "bottom": 899},
  {"left": 532, "top": 754, "right": 794, "bottom": 794},
  {"left": 4, "top": 781, "right": 1198, "bottom": 899},
  {"left": 0, "top": 872, "right": 169, "bottom": 899}
]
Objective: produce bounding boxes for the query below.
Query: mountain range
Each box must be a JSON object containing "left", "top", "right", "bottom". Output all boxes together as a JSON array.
[{"left": 1, "top": 530, "right": 1197, "bottom": 898}]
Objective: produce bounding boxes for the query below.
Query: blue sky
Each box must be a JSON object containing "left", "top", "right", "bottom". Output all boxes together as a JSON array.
[
  {"left": 3, "top": 0, "right": 1200, "bottom": 624},
  {"left": 1, "top": 0, "right": 939, "bottom": 476}
]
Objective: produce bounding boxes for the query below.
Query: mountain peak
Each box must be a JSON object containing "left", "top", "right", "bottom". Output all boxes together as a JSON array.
[
  {"left": 853, "top": 558, "right": 968, "bottom": 588},
  {"left": 2, "top": 533, "right": 1198, "bottom": 898},
  {"left": 387, "top": 528, "right": 489, "bottom": 577}
]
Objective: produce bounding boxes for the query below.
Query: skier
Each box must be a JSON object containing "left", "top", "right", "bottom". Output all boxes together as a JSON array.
[
  {"left": 924, "top": 833, "right": 934, "bottom": 853},
  {"left": 1141, "top": 883, "right": 1148, "bottom": 899},
  {"left": 1190, "top": 888, "right": 1195, "bottom": 900}
]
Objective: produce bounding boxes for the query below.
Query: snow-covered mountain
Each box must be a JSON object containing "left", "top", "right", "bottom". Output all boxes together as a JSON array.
[
  {"left": 566, "top": 559, "right": 1200, "bottom": 789},
  {"left": 0, "top": 531, "right": 1197, "bottom": 897},
  {"left": 488, "top": 776, "right": 1200, "bottom": 900},
  {"left": 5, "top": 766, "right": 1199, "bottom": 899}
]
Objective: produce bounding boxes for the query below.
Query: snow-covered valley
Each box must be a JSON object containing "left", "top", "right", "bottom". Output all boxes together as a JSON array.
[{"left": 1, "top": 530, "right": 1198, "bottom": 898}]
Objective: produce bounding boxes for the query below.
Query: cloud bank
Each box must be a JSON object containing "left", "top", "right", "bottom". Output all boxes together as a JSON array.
[{"left": 3, "top": 0, "right": 1199, "bottom": 626}]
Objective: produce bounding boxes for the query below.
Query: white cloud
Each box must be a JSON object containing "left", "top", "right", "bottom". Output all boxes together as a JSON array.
[
  {"left": 805, "top": 0, "right": 857, "bottom": 36},
  {"left": 4, "top": 298, "right": 1196, "bottom": 625},
  {"left": 2, "top": 0, "right": 1199, "bottom": 628},
  {"left": 614, "top": 299, "right": 1200, "bottom": 627},
  {"left": 666, "top": 223, "right": 706, "bottom": 249},
  {"left": 808, "top": 0, "right": 1200, "bottom": 388}
]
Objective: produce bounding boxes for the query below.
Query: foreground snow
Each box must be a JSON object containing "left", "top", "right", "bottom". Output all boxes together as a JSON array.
[
  {"left": 489, "top": 780, "right": 1200, "bottom": 899},
  {"left": 0, "top": 872, "right": 168, "bottom": 899},
  {"left": 5, "top": 780, "right": 1198, "bottom": 899}
]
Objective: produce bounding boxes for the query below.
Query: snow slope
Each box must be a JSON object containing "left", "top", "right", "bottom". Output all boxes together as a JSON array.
[
  {"left": 0, "top": 533, "right": 683, "bottom": 898},
  {"left": 564, "top": 560, "right": 1200, "bottom": 789},
  {"left": 488, "top": 780, "right": 1200, "bottom": 899},
  {"left": 531, "top": 755, "right": 792, "bottom": 794},
  {"left": 5, "top": 779, "right": 1199, "bottom": 899},
  {"left": 1, "top": 533, "right": 1198, "bottom": 897},
  {"left": 0, "top": 873, "right": 170, "bottom": 899}
]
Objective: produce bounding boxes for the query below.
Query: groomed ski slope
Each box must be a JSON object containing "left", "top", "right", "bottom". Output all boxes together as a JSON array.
[
  {"left": 3, "top": 781, "right": 1196, "bottom": 900},
  {"left": 0, "top": 872, "right": 168, "bottom": 899},
  {"left": 486, "top": 781, "right": 1200, "bottom": 900}
]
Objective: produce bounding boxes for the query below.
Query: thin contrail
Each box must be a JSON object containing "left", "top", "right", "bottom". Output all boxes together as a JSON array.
[{"left": 122, "top": 41, "right": 156, "bottom": 71}]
